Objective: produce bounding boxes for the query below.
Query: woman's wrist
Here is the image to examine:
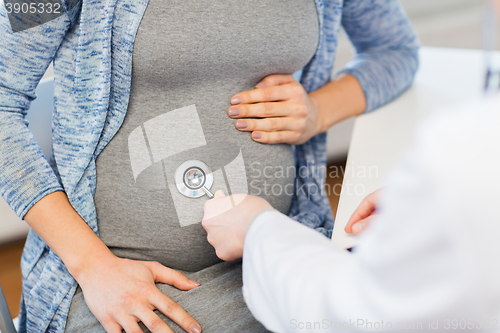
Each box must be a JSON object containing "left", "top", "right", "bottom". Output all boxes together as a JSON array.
[
  {"left": 308, "top": 74, "right": 367, "bottom": 134},
  {"left": 24, "top": 191, "right": 117, "bottom": 283},
  {"left": 66, "top": 240, "right": 117, "bottom": 284},
  {"left": 308, "top": 92, "right": 327, "bottom": 135}
]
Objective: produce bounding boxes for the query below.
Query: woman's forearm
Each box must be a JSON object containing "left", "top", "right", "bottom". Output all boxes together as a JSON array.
[
  {"left": 309, "top": 73, "right": 367, "bottom": 134},
  {"left": 24, "top": 191, "right": 204, "bottom": 333},
  {"left": 23, "top": 191, "right": 115, "bottom": 281}
]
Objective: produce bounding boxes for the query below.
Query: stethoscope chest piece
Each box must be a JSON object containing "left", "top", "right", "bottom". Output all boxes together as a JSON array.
[{"left": 175, "top": 160, "right": 214, "bottom": 198}]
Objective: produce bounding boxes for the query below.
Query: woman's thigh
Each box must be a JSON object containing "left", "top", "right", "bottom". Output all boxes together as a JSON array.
[{"left": 65, "top": 260, "right": 269, "bottom": 333}]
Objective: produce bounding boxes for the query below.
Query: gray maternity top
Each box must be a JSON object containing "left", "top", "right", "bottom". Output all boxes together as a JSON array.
[{"left": 67, "top": 0, "right": 319, "bottom": 332}]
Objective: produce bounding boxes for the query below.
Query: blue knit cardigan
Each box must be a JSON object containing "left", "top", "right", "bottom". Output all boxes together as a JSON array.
[{"left": 0, "top": 0, "right": 419, "bottom": 331}]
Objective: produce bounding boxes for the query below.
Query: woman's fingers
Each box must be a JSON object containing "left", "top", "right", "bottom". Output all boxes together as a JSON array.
[
  {"left": 149, "top": 292, "right": 202, "bottom": 333},
  {"left": 135, "top": 307, "right": 174, "bottom": 333},
  {"left": 235, "top": 116, "right": 302, "bottom": 133},
  {"left": 234, "top": 115, "right": 305, "bottom": 143},
  {"left": 122, "top": 270, "right": 202, "bottom": 333},
  {"left": 231, "top": 84, "right": 294, "bottom": 105},
  {"left": 228, "top": 102, "right": 293, "bottom": 119},
  {"left": 146, "top": 262, "right": 201, "bottom": 291},
  {"left": 250, "top": 130, "right": 298, "bottom": 144},
  {"left": 100, "top": 319, "right": 123, "bottom": 333},
  {"left": 255, "top": 74, "right": 295, "bottom": 88},
  {"left": 120, "top": 317, "right": 144, "bottom": 333}
]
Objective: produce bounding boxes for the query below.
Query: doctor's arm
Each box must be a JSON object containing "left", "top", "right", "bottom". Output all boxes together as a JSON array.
[
  {"left": 241, "top": 158, "right": 465, "bottom": 332},
  {"left": 204, "top": 141, "right": 476, "bottom": 333}
]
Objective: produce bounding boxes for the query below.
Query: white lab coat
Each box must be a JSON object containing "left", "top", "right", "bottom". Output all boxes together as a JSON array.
[{"left": 241, "top": 98, "right": 500, "bottom": 332}]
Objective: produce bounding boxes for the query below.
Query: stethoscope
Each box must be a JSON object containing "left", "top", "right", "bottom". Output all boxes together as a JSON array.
[{"left": 174, "top": 160, "right": 215, "bottom": 198}]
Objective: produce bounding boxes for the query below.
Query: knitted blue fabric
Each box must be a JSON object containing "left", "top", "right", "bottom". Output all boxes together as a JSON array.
[{"left": 0, "top": 0, "right": 419, "bottom": 331}]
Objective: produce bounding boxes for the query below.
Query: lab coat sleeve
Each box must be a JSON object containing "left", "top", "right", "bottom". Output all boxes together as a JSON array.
[
  {"left": 241, "top": 109, "right": 493, "bottom": 332},
  {"left": 337, "top": 0, "right": 420, "bottom": 113},
  {"left": 242, "top": 211, "right": 354, "bottom": 332},
  {"left": 0, "top": 1, "right": 80, "bottom": 218}
]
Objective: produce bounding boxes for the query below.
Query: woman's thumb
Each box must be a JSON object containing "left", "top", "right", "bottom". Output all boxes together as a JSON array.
[{"left": 148, "top": 262, "right": 201, "bottom": 290}]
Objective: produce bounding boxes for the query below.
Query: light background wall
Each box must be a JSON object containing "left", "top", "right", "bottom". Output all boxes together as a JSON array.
[{"left": 327, "top": 0, "right": 484, "bottom": 161}]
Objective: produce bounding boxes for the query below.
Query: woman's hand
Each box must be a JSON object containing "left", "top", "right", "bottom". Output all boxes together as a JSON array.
[
  {"left": 228, "top": 74, "right": 324, "bottom": 145},
  {"left": 202, "top": 191, "right": 273, "bottom": 261},
  {"left": 24, "top": 193, "right": 202, "bottom": 333},
  {"left": 76, "top": 256, "right": 202, "bottom": 333},
  {"left": 345, "top": 189, "right": 381, "bottom": 235}
]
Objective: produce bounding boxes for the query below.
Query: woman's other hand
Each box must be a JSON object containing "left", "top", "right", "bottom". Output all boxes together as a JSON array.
[
  {"left": 202, "top": 191, "right": 272, "bottom": 261},
  {"left": 76, "top": 256, "right": 202, "bottom": 333},
  {"left": 24, "top": 191, "right": 202, "bottom": 333},
  {"left": 345, "top": 189, "right": 381, "bottom": 235},
  {"left": 228, "top": 74, "right": 323, "bottom": 145}
]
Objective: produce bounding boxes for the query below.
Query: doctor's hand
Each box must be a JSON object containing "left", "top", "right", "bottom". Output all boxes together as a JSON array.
[
  {"left": 228, "top": 74, "right": 323, "bottom": 145},
  {"left": 202, "top": 191, "right": 273, "bottom": 261},
  {"left": 345, "top": 189, "right": 381, "bottom": 235},
  {"left": 76, "top": 256, "right": 202, "bottom": 333}
]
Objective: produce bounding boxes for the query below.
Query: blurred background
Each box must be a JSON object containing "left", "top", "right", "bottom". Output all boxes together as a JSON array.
[
  {"left": 0, "top": 0, "right": 486, "bottom": 318},
  {"left": 328, "top": 0, "right": 483, "bottom": 160}
]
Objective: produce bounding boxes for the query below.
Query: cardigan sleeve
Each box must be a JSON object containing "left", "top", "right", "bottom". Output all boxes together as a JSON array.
[
  {"left": 0, "top": 1, "right": 81, "bottom": 218},
  {"left": 337, "top": 0, "right": 420, "bottom": 113}
]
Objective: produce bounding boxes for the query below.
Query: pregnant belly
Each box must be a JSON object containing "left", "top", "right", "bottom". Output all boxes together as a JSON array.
[{"left": 95, "top": 103, "right": 295, "bottom": 272}]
